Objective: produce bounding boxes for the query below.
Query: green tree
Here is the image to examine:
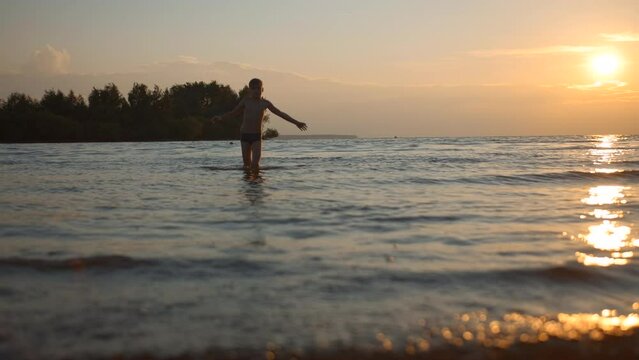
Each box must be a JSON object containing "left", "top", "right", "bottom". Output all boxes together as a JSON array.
[
  {"left": 168, "top": 116, "right": 202, "bottom": 140},
  {"left": 27, "top": 111, "right": 82, "bottom": 142},
  {"left": 170, "top": 81, "right": 241, "bottom": 140},
  {"left": 263, "top": 127, "right": 279, "bottom": 140},
  {"left": 40, "top": 89, "right": 87, "bottom": 121},
  {"left": 0, "top": 93, "right": 83, "bottom": 142},
  {"left": 87, "top": 83, "right": 128, "bottom": 140},
  {"left": 127, "top": 83, "right": 171, "bottom": 140},
  {"left": 0, "top": 79, "right": 281, "bottom": 143},
  {"left": 3, "top": 93, "right": 40, "bottom": 113},
  {"left": 0, "top": 93, "right": 41, "bottom": 142},
  {"left": 169, "top": 81, "right": 237, "bottom": 119},
  {"left": 88, "top": 83, "right": 127, "bottom": 118}
]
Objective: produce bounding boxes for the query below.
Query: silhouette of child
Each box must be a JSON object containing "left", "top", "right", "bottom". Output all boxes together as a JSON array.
[{"left": 212, "top": 78, "right": 308, "bottom": 170}]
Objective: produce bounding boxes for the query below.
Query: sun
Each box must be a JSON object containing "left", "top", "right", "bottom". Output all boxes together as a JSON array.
[{"left": 591, "top": 54, "right": 621, "bottom": 77}]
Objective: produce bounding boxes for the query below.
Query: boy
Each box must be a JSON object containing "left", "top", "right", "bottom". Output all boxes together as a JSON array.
[{"left": 212, "top": 78, "right": 308, "bottom": 170}]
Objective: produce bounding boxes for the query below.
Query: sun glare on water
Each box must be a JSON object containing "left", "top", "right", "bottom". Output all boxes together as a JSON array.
[{"left": 591, "top": 54, "right": 621, "bottom": 77}]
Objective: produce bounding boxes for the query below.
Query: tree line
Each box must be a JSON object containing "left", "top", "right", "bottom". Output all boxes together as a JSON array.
[{"left": 0, "top": 81, "right": 279, "bottom": 143}]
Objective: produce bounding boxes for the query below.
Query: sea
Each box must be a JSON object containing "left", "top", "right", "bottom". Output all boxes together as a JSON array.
[{"left": 1, "top": 135, "right": 638, "bottom": 359}]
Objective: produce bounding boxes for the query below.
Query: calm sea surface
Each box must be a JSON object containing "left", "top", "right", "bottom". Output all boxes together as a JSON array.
[{"left": 1, "top": 135, "right": 638, "bottom": 358}]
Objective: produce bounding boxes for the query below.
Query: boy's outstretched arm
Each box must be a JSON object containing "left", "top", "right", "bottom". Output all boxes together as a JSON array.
[
  {"left": 267, "top": 101, "right": 308, "bottom": 131},
  {"left": 211, "top": 98, "right": 245, "bottom": 124}
]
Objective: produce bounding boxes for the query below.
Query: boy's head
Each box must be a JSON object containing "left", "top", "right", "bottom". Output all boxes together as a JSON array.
[{"left": 248, "top": 78, "right": 263, "bottom": 98}]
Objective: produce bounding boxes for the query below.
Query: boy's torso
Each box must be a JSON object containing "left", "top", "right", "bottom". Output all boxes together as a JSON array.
[{"left": 240, "top": 98, "right": 269, "bottom": 134}]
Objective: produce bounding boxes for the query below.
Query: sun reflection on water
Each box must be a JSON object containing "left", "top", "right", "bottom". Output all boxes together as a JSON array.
[
  {"left": 579, "top": 220, "right": 632, "bottom": 251},
  {"left": 597, "top": 135, "right": 617, "bottom": 149},
  {"left": 379, "top": 305, "right": 639, "bottom": 353},
  {"left": 581, "top": 185, "right": 628, "bottom": 205},
  {"left": 577, "top": 184, "right": 636, "bottom": 267},
  {"left": 589, "top": 209, "right": 623, "bottom": 219},
  {"left": 575, "top": 252, "right": 629, "bottom": 267},
  {"left": 571, "top": 135, "right": 636, "bottom": 267},
  {"left": 591, "top": 168, "right": 623, "bottom": 174},
  {"left": 590, "top": 135, "right": 625, "bottom": 165}
]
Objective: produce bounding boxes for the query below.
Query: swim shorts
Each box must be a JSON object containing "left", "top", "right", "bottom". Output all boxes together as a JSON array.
[{"left": 240, "top": 133, "right": 261, "bottom": 144}]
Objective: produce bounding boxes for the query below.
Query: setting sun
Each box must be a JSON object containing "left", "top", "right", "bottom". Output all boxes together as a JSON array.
[{"left": 591, "top": 54, "right": 621, "bottom": 77}]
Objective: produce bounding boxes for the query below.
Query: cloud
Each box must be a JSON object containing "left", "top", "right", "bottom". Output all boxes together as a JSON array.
[
  {"left": 468, "top": 45, "right": 600, "bottom": 57},
  {"left": 22, "top": 44, "right": 71, "bottom": 75},
  {"left": 600, "top": 32, "right": 639, "bottom": 42},
  {"left": 568, "top": 80, "right": 627, "bottom": 91},
  {"left": 176, "top": 55, "right": 201, "bottom": 64}
]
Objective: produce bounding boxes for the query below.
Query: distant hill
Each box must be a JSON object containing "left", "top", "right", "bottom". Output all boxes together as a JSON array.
[{"left": 277, "top": 134, "right": 357, "bottom": 140}]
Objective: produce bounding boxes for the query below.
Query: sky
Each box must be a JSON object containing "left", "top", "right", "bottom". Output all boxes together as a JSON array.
[{"left": 0, "top": 0, "right": 638, "bottom": 136}]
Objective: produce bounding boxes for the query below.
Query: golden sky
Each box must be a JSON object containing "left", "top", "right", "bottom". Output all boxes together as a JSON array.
[{"left": 1, "top": 0, "right": 637, "bottom": 136}]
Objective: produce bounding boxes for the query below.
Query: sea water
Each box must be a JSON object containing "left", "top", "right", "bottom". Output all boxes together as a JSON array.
[{"left": 0, "top": 135, "right": 638, "bottom": 358}]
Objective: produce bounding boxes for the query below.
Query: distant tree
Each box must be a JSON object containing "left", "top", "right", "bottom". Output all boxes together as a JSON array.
[
  {"left": 26, "top": 111, "right": 82, "bottom": 142},
  {"left": 170, "top": 81, "right": 242, "bottom": 140},
  {"left": 127, "top": 83, "right": 171, "bottom": 140},
  {"left": 263, "top": 128, "right": 279, "bottom": 140},
  {"left": 128, "top": 83, "right": 152, "bottom": 111},
  {"left": 128, "top": 83, "right": 169, "bottom": 113},
  {"left": 0, "top": 93, "right": 41, "bottom": 142},
  {"left": 260, "top": 114, "right": 278, "bottom": 140},
  {"left": 37, "top": 90, "right": 84, "bottom": 141},
  {"left": 0, "top": 92, "right": 84, "bottom": 142},
  {"left": 40, "top": 89, "right": 87, "bottom": 120},
  {"left": 87, "top": 83, "right": 128, "bottom": 140},
  {"left": 169, "top": 81, "right": 237, "bottom": 119},
  {"left": 88, "top": 83, "right": 127, "bottom": 119},
  {"left": 2, "top": 93, "right": 40, "bottom": 113},
  {"left": 238, "top": 85, "right": 250, "bottom": 99},
  {"left": 0, "top": 79, "right": 279, "bottom": 143},
  {"left": 168, "top": 116, "right": 202, "bottom": 141}
]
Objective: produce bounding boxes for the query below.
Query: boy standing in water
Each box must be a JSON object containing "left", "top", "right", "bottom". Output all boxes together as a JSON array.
[{"left": 212, "top": 78, "right": 308, "bottom": 170}]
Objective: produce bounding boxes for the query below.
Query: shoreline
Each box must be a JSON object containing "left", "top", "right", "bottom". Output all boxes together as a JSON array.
[{"left": 3, "top": 133, "right": 639, "bottom": 145}]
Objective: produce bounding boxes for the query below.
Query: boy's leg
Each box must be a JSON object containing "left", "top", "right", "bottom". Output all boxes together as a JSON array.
[
  {"left": 250, "top": 141, "right": 262, "bottom": 170},
  {"left": 241, "top": 141, "right": 252, "bottom": 168}
]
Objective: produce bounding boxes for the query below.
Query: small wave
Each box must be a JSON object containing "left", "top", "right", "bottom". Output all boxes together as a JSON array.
[
  {"left": 615, "top": 160, "right": 639, "bottom": 166},
  {"left": 0, "top": 255, "right": 152, "bottom": 271},
  {"left": 409, "top": 177, "right": 445, "bottom": 184},
  {"left": 546, "top": 145, "right": 593, "bottom": 150},
  {"left": 459, "top": 264, "right": 608, "bottom": 283},
  {"left": 409, "top": 169, "right": 639, "bottom": 186},
  {"left": 428, "top": 157, "right": 486, "bottom": 164},
  {"left": 369, "top": 215, "right": 462, "bottom": 223},
  {"left": 203, "top": 165, "right": 305, "bottom": 171},
  {"left": 333, "top": 262, "right": 616, "bottom": 292},
  {"left": 536, "top": 170, "right": 639, "bottom": 182},
  {"left": 459, "top": 169, "right": 639, "bottom": 185},
  {"left": 279, "top": 156, "right": 344, "bottom": 161},
  {"left": 0, "top": 256, "right": 279, "bottom": 275},
  {"left": 203, "top": 166, "right": 250, "bottom": 171},
  {"left": 507, "top": 264, "right": 602, "bottom": 281},
  {"left": 567, "top": 169, "right": 639, "bottom": 178}
]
